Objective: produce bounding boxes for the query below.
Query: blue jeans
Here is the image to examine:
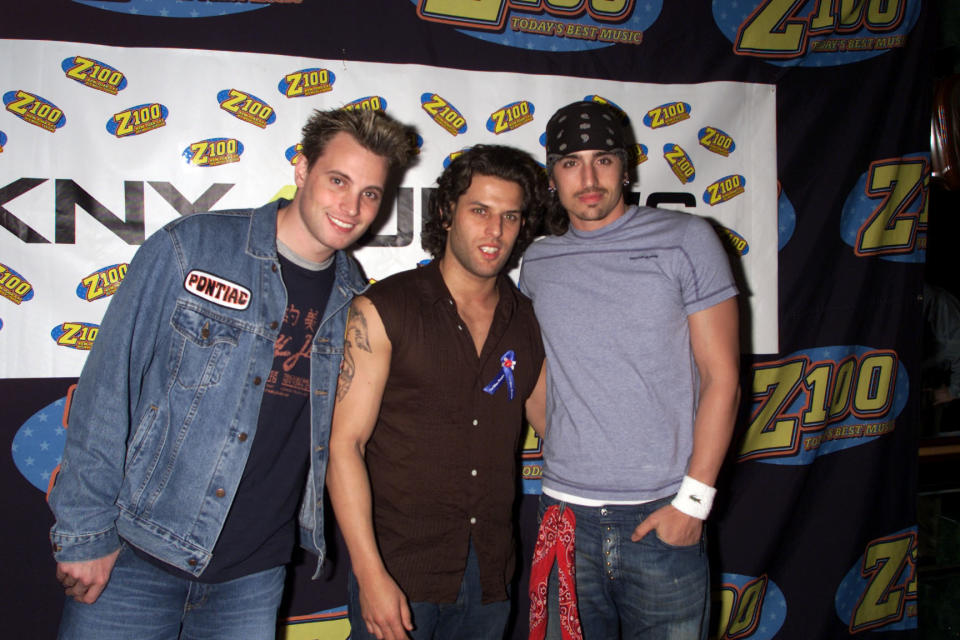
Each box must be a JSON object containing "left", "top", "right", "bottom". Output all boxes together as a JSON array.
[
  {"left": 540, "top": 494, "right": 709, "bottom": 640},
  {"left": 348, "top": 541, "right": 509, "bottom": 640},
  {"left": 58, "top": 544, "right": 285, "bottom": 640}
]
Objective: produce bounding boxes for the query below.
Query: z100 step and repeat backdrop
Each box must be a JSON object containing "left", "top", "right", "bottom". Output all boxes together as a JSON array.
[{"left": 0, "top": 1, "right": 930, "bottom": 638}]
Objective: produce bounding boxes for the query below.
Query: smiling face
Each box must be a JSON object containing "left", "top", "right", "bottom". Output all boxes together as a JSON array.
[
  {"left": 550, "top": 149, "right": 627, "bottom": 233},
  {"left": 278, "top": 131, "right": 390, "bottom": 263},
  {"left": 441, "top": 174, "right": 524, "bottom": 282}
]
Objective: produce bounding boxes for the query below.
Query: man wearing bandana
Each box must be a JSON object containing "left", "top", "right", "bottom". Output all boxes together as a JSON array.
[
  {"left": 327, "top": 145, "right": 548, "bottom": 640},
  {"left": 519, "top": 101, "right": 741, "bottom": 639}
]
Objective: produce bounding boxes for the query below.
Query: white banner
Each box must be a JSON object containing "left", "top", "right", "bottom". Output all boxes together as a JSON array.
[{"left": 0, "top": 39, "right": 777, "bottom": 378}]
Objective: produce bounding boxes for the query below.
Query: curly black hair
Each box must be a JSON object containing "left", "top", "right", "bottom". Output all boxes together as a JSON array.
[{"left": 422, "top": 145, "right": 548, "bottom": 268}]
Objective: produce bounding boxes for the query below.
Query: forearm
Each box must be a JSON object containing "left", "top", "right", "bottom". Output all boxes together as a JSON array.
[
  {"left": 687, "top": 376, "right": 740, "bottom": 486},
  {"left": 685, "top": 297, "right": 740, "bottom": 487},
  {"left": 48, "top": 311, "right": 140, "bottom": 557},
  {"left": 667, "top": 376, "right": 739, "bottom": 525},
  {"left": 326, "top": 440, "right": 389, "bottom": 583}
]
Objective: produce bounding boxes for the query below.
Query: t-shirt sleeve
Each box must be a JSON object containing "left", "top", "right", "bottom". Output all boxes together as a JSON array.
[
  {"left": 518, "top": 261, "right": 533, "bottom": 299},
  {"left": 679, "top": 216, "right": 738, "bottom": 315}
]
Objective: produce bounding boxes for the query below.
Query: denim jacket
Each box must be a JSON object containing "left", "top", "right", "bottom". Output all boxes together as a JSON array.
[{"left": 48, "top": 200, "right": 366, "bottom": 578}]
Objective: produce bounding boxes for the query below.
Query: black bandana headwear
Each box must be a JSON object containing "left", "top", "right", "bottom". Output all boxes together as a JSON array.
[{"left": 545, "top": 101, "right": 626, "bottom": 158}]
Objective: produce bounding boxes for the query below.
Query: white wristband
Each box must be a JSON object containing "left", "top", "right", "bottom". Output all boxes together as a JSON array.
[{"left": 671, "top": 475, "right": 716, "bottom": 520}]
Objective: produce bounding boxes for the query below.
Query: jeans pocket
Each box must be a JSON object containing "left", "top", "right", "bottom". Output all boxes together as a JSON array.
[{"left": 651, "top": 529, "right": 703, "bottom": 551}]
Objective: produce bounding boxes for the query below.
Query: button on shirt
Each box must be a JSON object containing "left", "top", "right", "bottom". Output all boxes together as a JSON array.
[{"left": 362, "top": 260, "right": 544, "bottom": 604}]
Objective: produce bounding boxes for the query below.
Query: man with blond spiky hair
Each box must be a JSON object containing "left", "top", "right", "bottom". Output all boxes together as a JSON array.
[{"left": 49, "top": 108, "right": 416, "bottom": 640}]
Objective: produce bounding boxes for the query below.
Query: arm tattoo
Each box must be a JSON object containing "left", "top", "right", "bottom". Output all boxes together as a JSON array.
[{"left": 337, "top": 305, "right": 372, "bottom": 401}]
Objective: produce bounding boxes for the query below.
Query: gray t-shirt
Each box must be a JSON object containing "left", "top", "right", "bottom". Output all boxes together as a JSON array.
[{"left": 519, "top": 205, "right": 737, "bottom": 502}]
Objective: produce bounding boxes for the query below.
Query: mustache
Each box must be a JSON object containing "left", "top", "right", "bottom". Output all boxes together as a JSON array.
[{"left": 574, "top": 187, "right": 607, "bottom": 198}]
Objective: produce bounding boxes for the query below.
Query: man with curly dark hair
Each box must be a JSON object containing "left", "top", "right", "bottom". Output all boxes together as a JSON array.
[
  {"left": 421, "top": 144, "right": 547, "bottom": 270},
  {"left": 327, "top": 144, "right": 548, "bottom": 640}
]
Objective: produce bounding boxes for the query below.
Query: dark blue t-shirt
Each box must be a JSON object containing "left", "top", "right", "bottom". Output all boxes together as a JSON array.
[
  {"left": 201, "top": 249, "right": 336, "bottom": 582},
  {"left": 135, "top": 247, "right": 335, "bottom": 582}
]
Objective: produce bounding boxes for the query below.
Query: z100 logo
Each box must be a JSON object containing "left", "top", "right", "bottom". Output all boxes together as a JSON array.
[
  {"left": 663, "top": 144, "right": 696, "bottom": 184},
  {"left": 740, "top": 346, "right": 907, "bottom": 465},
  {"left": 418, "top": 0, "right": 636, "bottom": 29},
  {"left": 183, "top": 138, "right": 244, "bottom": 167},
  {"left": 840, "top": 154, "right": 928, "bottom": 263},
  {"left": 714, "top": 574, "right": 786, "bottom": 639},
  {"left": 644, "top": 101, "right": 690, "bottom": 129},
  {"left": 3, "top": 90, "right": 66, "bottom": 132},
  {"left": 420, "top": 93, "right": 468, "bottom": 136},
  {"left": 0, "top": 263, "right": 35, "bottom": 305},
  {"left": 486, "top": 100, "right": 534, "bottom": 135},
  {"left": 414, "top": 0, "right": 661, "bottom": 53},
  {"left": 76, "top": 263, "right": 128, "bottom": 302},
  {"left": 716, "top": 224, "right": 749, "bottom": 256},
  {"left": 51, "top": 322, "right": 99, "bottom": 350},
  {"left": 699, "top": 126, "right": 736, "bottom": 156},
  {"left": 704, "top": 174, "right": 746, "bottom": 206},
  {"left": 835, "top": 527, "right": 917, "bottom": 633},
  {"left": 715, "top": 0, "right": 921, "bottom": 66},
  {"left": 217, "top": 89, "right": 276, "bottom": 129},
  {"left": 344, "top": 95, "right": 388, "bottom": 112},
  {"left": 62, "top": 56, "right": 127, "bottom": 95},
  {"left": 285, "top": 143, "right": 304, "bottom": 166},
  {"left": 278, "top": 68, "right": 335, "bottom": 98},
  {"left": 630, "top": 143, "right": 648, "bottom": 166},
  {"left": 107, "top": 103, "right": 168, "bottom": 138},
  {"left": 443, "top": 148, "right": 470, "bottom": 168}
]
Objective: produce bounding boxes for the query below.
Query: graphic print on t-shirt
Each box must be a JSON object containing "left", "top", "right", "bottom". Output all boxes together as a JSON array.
[{"left": 265, "top": 303, "right": 321, "bottom": 399}]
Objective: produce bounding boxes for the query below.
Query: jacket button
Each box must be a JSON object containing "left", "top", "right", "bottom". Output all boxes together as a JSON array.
[
  {"left": 269, "top": 321, "right": 278, "bottom": 330},
  {"left": 253, "top": 377, "right": 262, "bottom": 385},
  {"left": 188, "top": 558, "right": 198, "bottom": 566},
  {"left": 215, "top": 488, "right": 226, "bottom": 498},
  {"left": 271, "top": 264, "right": 278, "bottom": 272},
  {"left": 53, "top": 543, "right": 61, "bottom": 552},
  {"left": 237, "top": 433, "right": 248, "bottom": 442}
]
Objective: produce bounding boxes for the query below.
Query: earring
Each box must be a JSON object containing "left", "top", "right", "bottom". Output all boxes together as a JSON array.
[
  {"left": 623, "top": 179, "right": 630, "bottom": 185},
  {"left": 548, "top": 186, "right": 556, "bottom": 193}
]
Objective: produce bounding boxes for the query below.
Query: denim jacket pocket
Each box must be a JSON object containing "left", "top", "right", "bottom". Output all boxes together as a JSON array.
[
  {"left": 169, "top": 303, "right": 243, "bottom": 390},
  {"left": 128, "top": 404, "right": 160, "bottom": 461},
  {"left": 123, "top": 404, "right": 163, "bottom": 505}
]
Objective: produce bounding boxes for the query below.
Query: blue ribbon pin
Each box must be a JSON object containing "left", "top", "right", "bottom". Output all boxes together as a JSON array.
[{"left": 483, "top": 350, "right": 516, "bottom": 400}]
